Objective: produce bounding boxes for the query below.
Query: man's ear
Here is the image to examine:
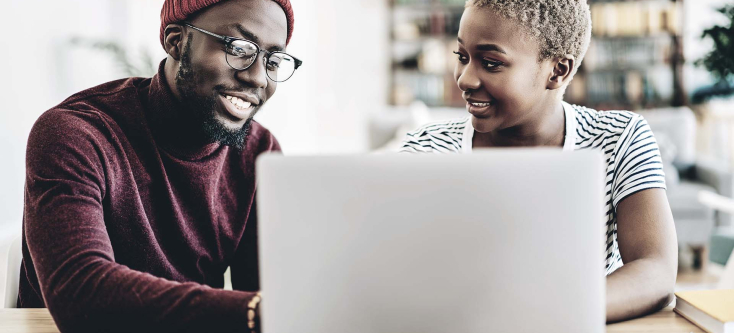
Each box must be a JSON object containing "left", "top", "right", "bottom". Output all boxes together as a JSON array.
[
  {"left": 547, "top": 55, "right": 576, "bottom": 91},
  {"left": 164, "top": 24, "right": 186, "bottom": 61}
]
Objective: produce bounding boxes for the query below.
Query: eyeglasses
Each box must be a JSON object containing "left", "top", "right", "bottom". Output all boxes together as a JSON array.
[{"left": 184, "top": 23, "right": 302, "bottom": 83}]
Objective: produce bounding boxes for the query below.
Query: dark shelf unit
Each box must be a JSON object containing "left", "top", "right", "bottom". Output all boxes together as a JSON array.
[
  {"left": 389, "top": 0, "right": 466, "bottom": 107},
  {"left": 388, "top": 0, "right": 687, "bottom": 111},
  {"left": 565, "top": 0, "right": 686, "bottom": 110}
]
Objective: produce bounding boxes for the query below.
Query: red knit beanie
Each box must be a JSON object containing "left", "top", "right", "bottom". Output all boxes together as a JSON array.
[{"left": 160, "top": 0, "right": 294, "bottom": 47}]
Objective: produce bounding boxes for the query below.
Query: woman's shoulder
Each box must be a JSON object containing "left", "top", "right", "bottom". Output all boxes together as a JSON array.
[
  {"left": 566, "top": 102, "right": 666, "bottom": 203},
  {"left": 406, "top": 117, "right": 470, "bottom": 137},
  {"left": 565, "top": 102, "right": 649, "bottom": 141},
  {"left": 400, "top": 117, "right": 470, "bottom": 153}
]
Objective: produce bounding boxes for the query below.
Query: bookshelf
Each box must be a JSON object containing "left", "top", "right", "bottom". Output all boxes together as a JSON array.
[
  {"left": 389, "top": 0, "right": 466, "bottom": 107},
  {"left": 566, "top": 0, "right": 687, "bottom": 110},
  {"left": 389, "top": 0, "right": 687, "bottom": 111}
]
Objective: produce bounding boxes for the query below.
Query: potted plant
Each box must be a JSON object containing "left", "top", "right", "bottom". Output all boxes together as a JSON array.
[
  {"left": 69, "top": 37, "right": 157, "bottom": 78},
  {"left": 693, "top": 5, "right": 734, "bottom": 103}
]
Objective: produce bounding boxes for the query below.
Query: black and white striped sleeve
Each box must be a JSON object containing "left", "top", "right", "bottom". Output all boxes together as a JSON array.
[
  {"left": 398, "top": 119, "right": 467, "bottom": 153},
  {"left": 611, "top": 115, "right": 667, "bottom": 208}
]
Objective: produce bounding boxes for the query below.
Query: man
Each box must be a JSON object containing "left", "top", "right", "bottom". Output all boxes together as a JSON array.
[{"left": 19, "top": 0, "right": 299, "bottom": 332}]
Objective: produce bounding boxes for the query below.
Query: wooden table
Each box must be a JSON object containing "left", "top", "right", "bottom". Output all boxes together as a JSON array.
[
  {"left": 1, "top": 309, "right": 59, "bottom": 333},
  {"left": 606, "top": 306, "right": 704, "bottom": 333},
  {"left": 0, "top": 307, "right": 703, "bottom": 333}
]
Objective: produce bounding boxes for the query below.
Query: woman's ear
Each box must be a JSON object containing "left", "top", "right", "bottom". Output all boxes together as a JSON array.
[
  {"left": 163, "top": 24, "right": 185, "bottom": 61},
  {"left": 547, "top": 55, "right": 576, "bottom": 90}
]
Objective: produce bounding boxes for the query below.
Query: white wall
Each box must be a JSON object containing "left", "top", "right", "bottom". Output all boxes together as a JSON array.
[
  {"left": 257, "top": 0, "right": 389, "bottom": 154},
  {"left": 1, "top": 0, "right": 129, "bottom": 236},
  {"left": 0, "top": 0, "right": 389, "bottom": 236}
]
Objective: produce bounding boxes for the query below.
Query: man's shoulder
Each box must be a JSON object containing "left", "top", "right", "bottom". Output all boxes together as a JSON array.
[
  {"left": 59, "top": 77, "right": 147, "bottom": 111},
  {"left": 30, "top": 78, "right": 150, "bottom": 151},
  {"left": 38, "top": 77, "right": 147, "bottom": 129}
]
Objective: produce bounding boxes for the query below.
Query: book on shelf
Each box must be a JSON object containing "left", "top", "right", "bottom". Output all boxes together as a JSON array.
[
  {"left": 393, "top": 0, "right": 465, "bottom": 6},
  {"left": 590, "top": 1, "right": 681, "bottom": 37},
  {"left": 569, "top": 66, "right": 673, "bottom": 110},
  {"left": 584, "top": 37, "right": 671, "bottom": 71},
  {"left": 392, "top": 7, "right": 462, "bottom": 40},
  {"left": 392, "top": 71, "right": 463, "bottom": 107}
]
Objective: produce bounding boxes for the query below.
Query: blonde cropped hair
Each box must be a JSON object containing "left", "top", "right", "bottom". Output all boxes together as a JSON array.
[{"left": 468, "top": 0, "right": 592, "bottom": 70}]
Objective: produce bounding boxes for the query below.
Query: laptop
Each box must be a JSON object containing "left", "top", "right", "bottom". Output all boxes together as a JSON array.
[{"left": 256, "top": 150, "right": 605, "bottom": 333}]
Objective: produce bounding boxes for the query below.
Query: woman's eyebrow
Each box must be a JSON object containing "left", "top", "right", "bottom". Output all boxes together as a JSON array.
[
  {"left": 456, "top": 38, "right": 507, "bottom": 54},
  {"left": 476, "top": 44, "right": 507, "bottom": 54}
]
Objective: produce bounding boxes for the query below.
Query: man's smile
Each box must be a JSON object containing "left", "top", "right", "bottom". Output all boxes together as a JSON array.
[{"left": 219, "top": 93, "right": 259, "bottom": 121}]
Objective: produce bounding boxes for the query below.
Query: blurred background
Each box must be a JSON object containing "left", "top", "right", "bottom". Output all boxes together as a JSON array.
[{"left": 2, "top": 0, "right": 734, "bottom": 288}]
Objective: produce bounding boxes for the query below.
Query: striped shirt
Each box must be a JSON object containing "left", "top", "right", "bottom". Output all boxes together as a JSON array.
[{"left": 400, "top": 101, "right": 667, "bottom": 274}]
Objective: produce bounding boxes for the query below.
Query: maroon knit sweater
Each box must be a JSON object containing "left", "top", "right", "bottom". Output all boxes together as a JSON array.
[{"left": 19, "top": 63, "right": 280, "bottom": 332}]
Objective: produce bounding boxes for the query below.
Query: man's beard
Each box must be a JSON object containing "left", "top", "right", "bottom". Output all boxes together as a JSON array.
[{"left": 174, "top": 34, "right": 251, "bottom": 151}]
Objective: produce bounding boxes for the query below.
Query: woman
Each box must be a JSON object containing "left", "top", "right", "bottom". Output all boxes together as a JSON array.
[{"left": 400, "top": 0, "right": 678, "bottom": 323}]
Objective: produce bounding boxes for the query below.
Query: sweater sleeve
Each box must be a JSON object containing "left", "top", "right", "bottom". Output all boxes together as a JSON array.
[
  {"left": 24, "top": 110, "right": 254, "bottom": 333},
  {"left": 231, "top": 127, "right": 282, "bottom": 291},
  {"left": 231, "top": 201, "right": 260, "bottom": 292}
]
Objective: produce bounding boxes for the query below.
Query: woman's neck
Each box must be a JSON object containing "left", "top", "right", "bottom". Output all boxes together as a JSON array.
[{"left": 473, "top": 101, "right": 566, "bottom": 148}]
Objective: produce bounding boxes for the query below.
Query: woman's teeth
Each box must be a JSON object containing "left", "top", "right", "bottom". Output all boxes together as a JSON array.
[
  {"left": 225, "top": 95, "right": 252, "bottom": 110},
  {"left": 471, "top": 102, "right": 492, "bottom": 107}
]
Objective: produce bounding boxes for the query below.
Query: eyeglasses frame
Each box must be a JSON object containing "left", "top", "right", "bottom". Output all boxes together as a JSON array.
[{"left": 183, "top": 22, "right": 302, "bottom": 82}]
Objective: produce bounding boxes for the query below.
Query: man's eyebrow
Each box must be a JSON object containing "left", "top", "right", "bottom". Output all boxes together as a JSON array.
[{"left": 228, "top": 24, "right": 284, "bottom": 52}]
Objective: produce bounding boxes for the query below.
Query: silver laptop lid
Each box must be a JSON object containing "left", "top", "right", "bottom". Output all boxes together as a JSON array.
[{"left": 257, "top": 150, "right": 605, "bottom": 333}]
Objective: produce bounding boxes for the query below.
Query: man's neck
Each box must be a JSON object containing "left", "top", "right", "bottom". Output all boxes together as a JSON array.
[
  {"left": 147, "top": 59, "right": 222, "bottom": 159},
  {"left": 163, "top": 56, "right": 182, "bottom": 102}
]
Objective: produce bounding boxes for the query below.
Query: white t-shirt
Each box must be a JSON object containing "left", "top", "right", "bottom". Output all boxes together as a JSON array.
[{"left": 400, "top": 102, "right": 667, "bottom": 274}]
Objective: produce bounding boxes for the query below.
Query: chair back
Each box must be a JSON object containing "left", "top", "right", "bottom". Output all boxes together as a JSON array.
[{"left": 1, "top": 234, "right": 22, "bottom": 308}]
